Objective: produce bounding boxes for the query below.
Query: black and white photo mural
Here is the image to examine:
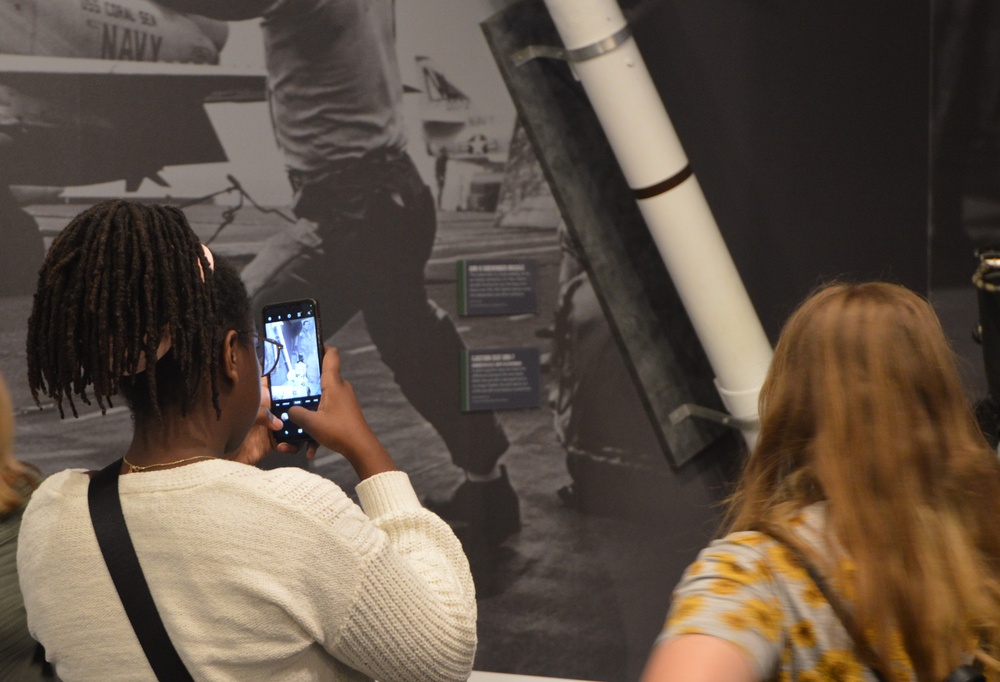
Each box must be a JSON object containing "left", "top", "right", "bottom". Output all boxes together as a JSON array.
[{"left": 0, "top": 1, "right": 736, "bottom": 679}]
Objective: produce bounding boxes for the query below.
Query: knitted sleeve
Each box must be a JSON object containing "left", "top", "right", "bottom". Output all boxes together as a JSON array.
[
  {"left": 268, "top": 469, "right": 477, "bottom": 682},
  {"left": 337, "top": 471, "right": 477, "bottom": 681}
]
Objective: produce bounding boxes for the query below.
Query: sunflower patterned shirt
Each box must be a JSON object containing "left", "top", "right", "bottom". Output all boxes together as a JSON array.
[{"left": 658, "top": 504, "right": 915, "bottom": 682}]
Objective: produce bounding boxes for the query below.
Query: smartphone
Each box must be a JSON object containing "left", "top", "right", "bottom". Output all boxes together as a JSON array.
[{"left": 261, "top": 299, "right": 324, "bottom": 443}]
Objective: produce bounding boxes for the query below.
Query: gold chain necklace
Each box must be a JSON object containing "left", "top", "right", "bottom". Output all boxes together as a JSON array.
[{"left": 122, "top": 455, "right": 215, "bottom": 473}]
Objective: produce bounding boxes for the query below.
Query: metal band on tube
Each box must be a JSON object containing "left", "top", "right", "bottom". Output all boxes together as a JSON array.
[{"left": 511, "top": 25, "right": 633, "bottom": 67}]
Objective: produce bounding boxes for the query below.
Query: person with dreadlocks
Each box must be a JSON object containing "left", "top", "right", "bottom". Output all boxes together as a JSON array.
[{"left": 16, "top": 200, "right": 477, "bottom": 681}]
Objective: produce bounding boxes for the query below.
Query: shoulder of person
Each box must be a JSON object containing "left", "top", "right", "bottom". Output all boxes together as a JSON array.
[
  {"left": 216, "top": 462, "right": 402, "bottom": 529},
  {"left": 249, "top": 467, "right": 421, "bottom": 521},
  {"left": 24, "top": 468, "right": 86, "bottom": 503},
  {"left": 689, "top": 529, "right": 817, "bottom": 589},
  {"left": 706, "top": 530, "right": 779, "bottom": 558},
  {"left": 211, "top": 460, "right": 348, "bottom": 504},
  {"left": 703, "top": 506, "right": 829, "bottom": 565}
]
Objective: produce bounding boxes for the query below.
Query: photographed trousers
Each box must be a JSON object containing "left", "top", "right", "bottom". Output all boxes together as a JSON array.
[{"left": 240, "top": 152, "right": 509, "bottom": 474}]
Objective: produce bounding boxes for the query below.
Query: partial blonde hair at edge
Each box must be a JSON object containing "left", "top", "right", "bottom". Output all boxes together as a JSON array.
[
  {"left": 726, "top": 282, "right": 1000, "bottom": 681},
  {"left": 0, "top": 372, "right": 38, "bottom": 515}
]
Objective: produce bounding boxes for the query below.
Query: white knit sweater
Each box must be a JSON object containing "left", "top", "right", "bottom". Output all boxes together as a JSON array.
[{"left": 16, "top": 461, "right": 477, "bottom": 681}]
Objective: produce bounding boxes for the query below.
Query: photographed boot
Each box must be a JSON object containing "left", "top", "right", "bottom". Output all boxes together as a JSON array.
[{"left": 425, "top": 465, "right": 521, "bottom": 546}]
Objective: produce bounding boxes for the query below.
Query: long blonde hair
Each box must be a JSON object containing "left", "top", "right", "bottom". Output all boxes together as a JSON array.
[
  {"left": 727, "top": 282, "right": 1000, "bottom": 680},
  {"left": 0, "top": 372, "right": 39, "bottom": 515}
]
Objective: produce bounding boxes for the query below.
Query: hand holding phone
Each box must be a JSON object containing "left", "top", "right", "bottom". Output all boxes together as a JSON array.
[
  {"left": 231, "top": 376, "right": 295, "bottom": 466},
  {"left": 287, "top": 347, "right": 397, "bottom": 480},
  {"left": 262, "top": 299, "right": 324, "bottom": 443}
]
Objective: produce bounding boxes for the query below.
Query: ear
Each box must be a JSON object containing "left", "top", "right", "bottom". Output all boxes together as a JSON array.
[{"left": 221, "top": 330, "right": 242, "bottom": 383}]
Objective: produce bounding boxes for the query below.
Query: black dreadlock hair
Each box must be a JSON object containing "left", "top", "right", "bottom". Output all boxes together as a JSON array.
[{"left": 26, "top": 199, "right": 251, "bottom": 419}]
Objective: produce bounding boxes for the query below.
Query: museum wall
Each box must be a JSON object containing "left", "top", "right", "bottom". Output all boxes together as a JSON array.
[{"left": 625, "top": 0, "right": 930, "bottom": 338}]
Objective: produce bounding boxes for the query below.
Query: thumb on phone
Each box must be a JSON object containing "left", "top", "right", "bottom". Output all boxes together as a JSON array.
[
  {"left": 288, "top": 347, "right": 396, "bottom": 479},
  {"left": 286, "top": 404, "right": 322, "bottom": 439}
]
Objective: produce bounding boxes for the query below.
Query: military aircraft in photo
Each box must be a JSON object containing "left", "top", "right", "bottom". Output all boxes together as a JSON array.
[
  {"left": 408, "top": 56, "right": 512, "bottom": 212},
  {"left": 414, "top": 56, "right": 509, "bottom": 165},
  {"left": 0, "top": 0, "right": 265, "bottom": 190},
  {"left": 0, "top": 0, "right": 266, "bottom": 293}
]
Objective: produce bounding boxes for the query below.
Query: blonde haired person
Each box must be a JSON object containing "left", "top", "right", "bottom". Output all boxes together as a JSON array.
[
  {"left": 0, "top": 372, "right": 47, "bottom": 679},
  {"left": 642, "top": 282, "right": 1000, "bottom": 682}
]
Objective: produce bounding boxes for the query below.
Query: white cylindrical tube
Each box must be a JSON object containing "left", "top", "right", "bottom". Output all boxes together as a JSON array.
[{"left": 542, "top": 0, "right": 773, "bottom": 447}]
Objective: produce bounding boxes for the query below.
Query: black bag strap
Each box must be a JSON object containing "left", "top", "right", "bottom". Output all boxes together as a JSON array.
[
  {"left": 88, "top": 459, "right": 195, "bottom": 682},
  {"left": 760, "top": 526, "right": 887, "bottom": 679}
]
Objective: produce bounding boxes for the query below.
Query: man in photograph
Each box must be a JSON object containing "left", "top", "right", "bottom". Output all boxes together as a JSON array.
[{"left": 156, "top": 0, "right": 520, "bottom": 546}]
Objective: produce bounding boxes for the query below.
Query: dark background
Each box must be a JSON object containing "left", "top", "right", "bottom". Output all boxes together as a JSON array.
[{"left": 622, "top": 0, "right": 930, "bottom": 339}]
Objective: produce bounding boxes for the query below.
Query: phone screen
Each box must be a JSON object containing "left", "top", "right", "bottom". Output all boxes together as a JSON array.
[{"left": 262, "top": 299, "right": 323, "bottom": 442}]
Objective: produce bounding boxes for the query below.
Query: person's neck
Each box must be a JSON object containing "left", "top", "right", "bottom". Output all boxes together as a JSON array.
[{"left": 124, "top": 407, "right": 228, "bottom": 470}]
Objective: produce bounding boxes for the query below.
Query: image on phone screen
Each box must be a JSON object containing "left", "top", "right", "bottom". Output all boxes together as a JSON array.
[{"left": 262, "top": 300, "right": 323, "bottom": 441}]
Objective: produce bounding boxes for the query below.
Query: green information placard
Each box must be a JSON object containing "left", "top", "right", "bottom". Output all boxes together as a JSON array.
[{"left": 457, "top": 259, "right": 539, "bottom": 316}]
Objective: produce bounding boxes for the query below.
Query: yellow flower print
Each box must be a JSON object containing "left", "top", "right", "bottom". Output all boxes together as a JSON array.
[
  {"left": 729, "top": 532, "right": 769, "bottom": 547},
  {"left": 778, "top": 641, "right": 793, "bottom": 682},
  {"left": 685, "top": 559, "right": 705, "bottom": 577},
  {"left": 797, "top": 672, "right": 821, "bottom": 682},
  {"left": 813, "top": 649, "right": 866, "bottom": 682},
  {"left": 790, "top": 619, "right": 817, "bottom": 649},
  {"left": 708, "top": 579, "right": 742, "bottom": 596},
  {"left": 884, "top": 629, "right": 914, "bottom": 677},
  {"left": 753, "top": 558, "right": 773, "bottom": 583},
  {"left": 667, "top": 594, "right": 706, "bottom": 625},
  {"left": 766, "top": 544, "right": 808, "bottom": 581},
  {"left": 800, "top": 581, "right": 828, "bottom": 608},
  {"left": 724, "top": 543, "right": 773, "bottom": 581},
  {"left": 721, "top": 610, "right": 750, "bottom": 631},
  {"left": 743, "top": 597, "right": 782, "bottom": 642},
  {"left": 709, "top": 552, "right": 757, "bottom": 585}
]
